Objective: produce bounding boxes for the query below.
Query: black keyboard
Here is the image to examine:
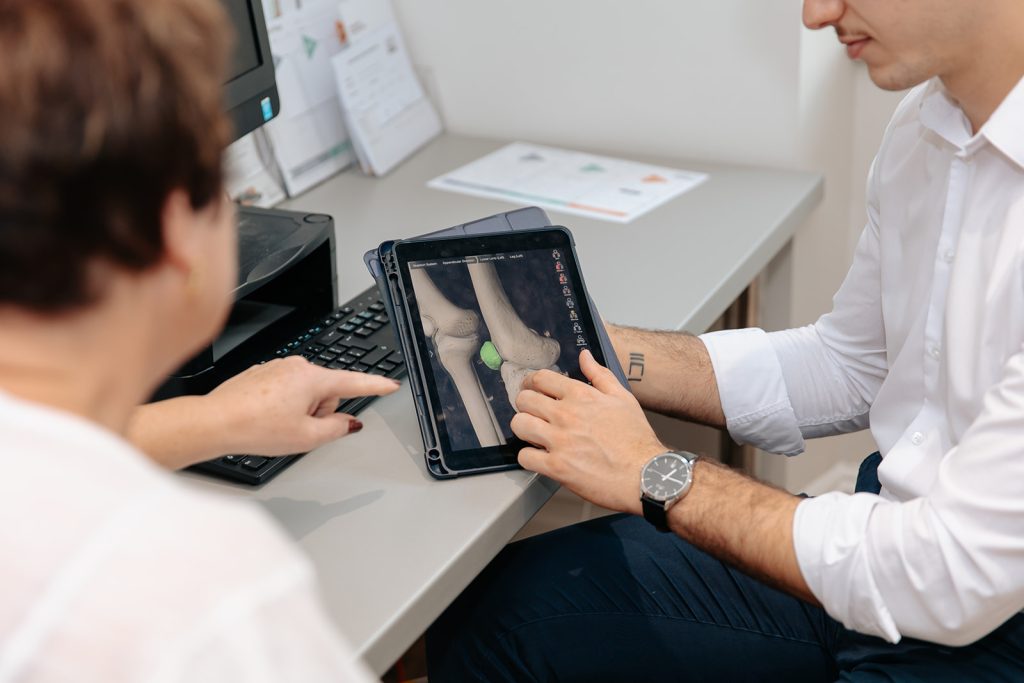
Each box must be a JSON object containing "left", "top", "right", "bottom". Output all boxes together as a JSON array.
[{"left": 188, "top": 285, "right": 406, "bottom": 485}]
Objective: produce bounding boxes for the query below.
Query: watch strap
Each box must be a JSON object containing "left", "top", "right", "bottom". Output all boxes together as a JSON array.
[{"left": 641, "top": 496, "right": 670, "bottom": 532}]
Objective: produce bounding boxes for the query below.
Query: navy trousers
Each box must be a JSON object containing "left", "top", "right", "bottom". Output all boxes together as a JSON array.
[{"left": 427, "top": 454, "right": 1024, "bottom": 681}]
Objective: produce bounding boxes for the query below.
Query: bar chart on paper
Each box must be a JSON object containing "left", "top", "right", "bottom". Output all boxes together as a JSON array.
[{"left": 428, "top": 142, "right": 709, "bottom": 224}]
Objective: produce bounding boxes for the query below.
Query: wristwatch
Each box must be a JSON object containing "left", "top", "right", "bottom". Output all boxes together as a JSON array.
[{"left": 640, "top": 450, "right": 699, "bottom": 531}]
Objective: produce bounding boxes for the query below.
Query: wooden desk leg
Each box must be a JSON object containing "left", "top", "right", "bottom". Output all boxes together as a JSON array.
[{"left": 719, "top": 281, "right": 758, "bottom": 474}]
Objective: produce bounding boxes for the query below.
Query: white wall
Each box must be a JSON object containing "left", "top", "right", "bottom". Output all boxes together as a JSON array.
[
  {"left": 394, "top": 0, "right": 803, "bottom": 166},
  {"left": 393, "top": 1, "right": 905, "bottom": 492}
]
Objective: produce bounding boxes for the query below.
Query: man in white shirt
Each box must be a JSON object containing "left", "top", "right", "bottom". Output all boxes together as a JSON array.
[{"left": 428, "top": 0, "right": 1024, "bottom": 680}]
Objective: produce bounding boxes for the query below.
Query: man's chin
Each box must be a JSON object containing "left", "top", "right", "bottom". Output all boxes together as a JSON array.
[{"left": 866, "top": 62, "right": 930, "bottom": 92}]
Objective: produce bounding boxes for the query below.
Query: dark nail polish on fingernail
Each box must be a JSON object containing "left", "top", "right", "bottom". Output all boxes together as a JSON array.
[{"left": 349, "top": 419, "right": 363, "bottom": 433}]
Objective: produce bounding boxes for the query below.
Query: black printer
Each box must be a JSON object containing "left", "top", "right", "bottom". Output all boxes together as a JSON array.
[
  {"left": 152, "top": 205, "right": 406, "bottom": 485},
  {"left": 153, "top": 205, "right": 337, "bottom": 401}
]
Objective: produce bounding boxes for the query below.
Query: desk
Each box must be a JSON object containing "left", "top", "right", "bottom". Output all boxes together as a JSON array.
[{"left": 180, "top": 133, "right": 822, "bottom": 675}]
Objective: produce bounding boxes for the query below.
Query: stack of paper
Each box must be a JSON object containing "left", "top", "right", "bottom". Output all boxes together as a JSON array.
[
  {"left": 224, "top": 132, "right": 286, "bottom": 208},
  {"left": 227, "top": 0, "right": 439, "bottom": 201},
  {"left": 225, "top": 0, "right": 356, "bottom": 203},
  {"left": 330, "top": 0, "right": 442, "bottom": 176}
]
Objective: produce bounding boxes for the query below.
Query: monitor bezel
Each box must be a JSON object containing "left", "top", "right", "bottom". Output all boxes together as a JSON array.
[{"left": 223, "top": 0, "right": 280, "bottom": 141}]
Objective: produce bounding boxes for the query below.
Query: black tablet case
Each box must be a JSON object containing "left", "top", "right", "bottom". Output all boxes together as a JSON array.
[{"left": 363, "top": 206, "right": 629, "bottom": 478}]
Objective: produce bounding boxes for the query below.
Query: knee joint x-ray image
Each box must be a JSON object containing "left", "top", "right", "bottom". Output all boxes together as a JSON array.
[{"left": 409, "top": 248, "right": 589, "bottom": 451}]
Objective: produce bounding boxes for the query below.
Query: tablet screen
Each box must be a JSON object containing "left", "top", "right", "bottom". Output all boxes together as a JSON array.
[{"left": 396, "top": 230, "right": 603, "bottom": 473}]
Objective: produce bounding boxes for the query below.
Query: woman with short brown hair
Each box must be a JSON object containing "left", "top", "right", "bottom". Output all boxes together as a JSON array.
[{"left": 0, "top": 1, "right": 390, "bottom": 679}]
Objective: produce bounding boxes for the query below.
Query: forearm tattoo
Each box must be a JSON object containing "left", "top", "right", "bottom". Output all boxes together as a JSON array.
[{"left": 627, "top": 352, "right": 645, "bottom": 382}]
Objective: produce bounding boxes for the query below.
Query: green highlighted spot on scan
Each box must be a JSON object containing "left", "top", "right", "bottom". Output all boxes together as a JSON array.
[{"left": 480, "top": 341, "right": 503, "bottom": 370}]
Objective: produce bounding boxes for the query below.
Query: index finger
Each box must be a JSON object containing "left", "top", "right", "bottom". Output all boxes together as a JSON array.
[
  {"left": 521, "top": 368, "right": 584, "bottom": 400},
  {"left": 315, "top": 367, "right": 402, "bottom": 399}
]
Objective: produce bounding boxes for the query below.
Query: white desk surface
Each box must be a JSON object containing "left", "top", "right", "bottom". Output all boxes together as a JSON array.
[{"left": 179, "top": 133, "right": 822, "bottom": 675}]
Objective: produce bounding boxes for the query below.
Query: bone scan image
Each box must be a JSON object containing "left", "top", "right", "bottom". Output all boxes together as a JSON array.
[{"left": 410, "top": 248, "right": 587, "bottom": 451}]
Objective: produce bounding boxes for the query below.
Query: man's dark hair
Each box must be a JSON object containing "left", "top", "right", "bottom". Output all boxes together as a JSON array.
[{"left": 0, "top": 0, "right": 232, "bottom": 312}]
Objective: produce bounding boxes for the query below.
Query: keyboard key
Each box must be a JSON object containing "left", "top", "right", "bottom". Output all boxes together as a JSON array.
[
  {"left": 311, "top": 358, "right": 329, "bottom": 367},
  {"left": 360, "top": 345, "right": 391, "bottom": 367},
  {"left": 369, "top": 368, "right": 388, "bottom": 376},
  {"left": 373, "top": 314, "right": 389, "bottom": 324},
  {"left": 357, "top": 311, "right": 374, "bottom": 320},
  {"left": 347, "top": 348, "right": 366, "bottom": 358},
  {"left": 340, "top": 323, "right": 357, "bottom": 333},
  {"left": 369, "top": 302, "right": 386, "bottom": 312},
  {"left": 329, "top": 345, "right": 349, "bottom": 356},
  {"left": 316, "top": 328, "right": 343, "bottom": 345},
  {"left": 338, "top": 355, "right": 358, "bottom": 366},
  {"left": 377, "top": 361, "right": 397, "bottom": 373},
  {"left": 365, "top": 320, "right": 383, "bottom": 331},
  {"left": 308, "top": 326, "right": 322, "bottom": 335},
  {"left": 305, "top": 344, "right": 324, "bottom": 354},
  {"left": 354, "top": 327, "right": 373, "bottom": 337},
  {"left": 352, "top": 363, "right": 371, "bottom": 372},
  {"left": 318, "top": 352, "right": 338, "bottom": 362},
  {"left": 241, "top": 456, "right": 268, "bottom": 470},
  {"left": 340, "top": 306, "right": 354, "bottom": 315},
  {"left": 223, "top": 455, "right": 244, "bottom": 464},
  {"left": 327, "top": 362, "right": 347, "bottom": 370}
]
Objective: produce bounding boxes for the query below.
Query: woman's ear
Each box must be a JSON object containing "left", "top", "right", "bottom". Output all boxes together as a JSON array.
[{"left": 159, "top": 188, "right": 203, "bottom": 278}]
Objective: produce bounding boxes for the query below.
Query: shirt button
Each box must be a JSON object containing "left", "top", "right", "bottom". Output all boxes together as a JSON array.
[
  {"left": 929, "top": 346, "right": 941, "bottom": 359},
  {"left": 943, "top": 249, "right": 955, "bottom": 263},
  {"left": 911, "top": 432, "right": 924, "bottom": 446}
]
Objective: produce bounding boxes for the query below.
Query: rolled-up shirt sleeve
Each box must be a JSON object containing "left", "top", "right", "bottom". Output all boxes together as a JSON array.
[
  {"left": 700, "top": 154, "right": 888, "bottom": 455},
  {"left": 794, "top": 343, "right": 1024, "bottom": 645},
  {"left": 699, "top": 327, "right": 805, "bottom": 455}
]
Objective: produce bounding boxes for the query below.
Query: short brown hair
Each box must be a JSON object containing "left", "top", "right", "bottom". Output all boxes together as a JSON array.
[{"left": 0, "top": 0, "right": 232, "bottom": 312}]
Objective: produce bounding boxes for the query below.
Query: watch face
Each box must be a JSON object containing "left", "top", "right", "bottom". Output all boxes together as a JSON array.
[{"left": 641, "top": 453, "right": 692, "bottom": 502}]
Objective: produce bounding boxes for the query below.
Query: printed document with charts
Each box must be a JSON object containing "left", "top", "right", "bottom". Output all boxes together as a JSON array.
[
  {"left": 260, "top": 0, "right": 356, "bottom": 195},
  {"left": 331, "top": 0, "right": 442, "bottom": 176},
  {"left": 429, "top": 143, "right": 709, "bottom": 224}
]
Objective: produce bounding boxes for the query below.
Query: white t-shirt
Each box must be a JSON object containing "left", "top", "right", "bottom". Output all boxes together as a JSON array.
[{"left": 0, "top": 391, "right": 376, "bottom": 682}]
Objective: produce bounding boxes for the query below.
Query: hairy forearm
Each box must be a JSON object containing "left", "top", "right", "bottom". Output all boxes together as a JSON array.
[
  {"left": 126, "top": 396, "right": 229, "bottom": 470},
  {"left": 669, "top": 459, "right": 817, "bottom": 604},
  {"left": 607, "top": 323, "right": 725, "bottom": 427}
]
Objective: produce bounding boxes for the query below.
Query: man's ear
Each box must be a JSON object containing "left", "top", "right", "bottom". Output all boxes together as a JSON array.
[{"left": 159, "top": 189, "right": 202, "bottom": 276}]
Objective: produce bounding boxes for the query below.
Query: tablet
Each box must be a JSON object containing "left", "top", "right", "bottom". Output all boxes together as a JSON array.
[{"left": 388, "top": 228, "right": 608, "bottom": 477}]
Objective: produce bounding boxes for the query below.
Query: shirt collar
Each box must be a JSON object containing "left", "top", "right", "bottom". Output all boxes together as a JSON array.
[
  {"left": 919, "top": 74, "right": 1024, "bottom": 168},
  {"left": 919, "top": 79, "right": 971, "bottom": 148},
  {"left": 980, "top": 74, "right": 1024, "bottom": 170}
]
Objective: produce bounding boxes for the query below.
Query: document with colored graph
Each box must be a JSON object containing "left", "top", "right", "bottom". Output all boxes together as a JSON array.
[{"left": 428, "top": 142, "right": 709, "bottom": 224}]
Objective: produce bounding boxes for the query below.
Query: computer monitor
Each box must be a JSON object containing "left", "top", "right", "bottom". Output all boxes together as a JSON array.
[{"left": 221, "top": 0, "right": 280, "bottom": 142}]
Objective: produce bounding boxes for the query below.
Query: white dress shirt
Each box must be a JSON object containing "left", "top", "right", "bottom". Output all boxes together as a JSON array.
[
  {"left": 0, "top": 391, "right": 376, "bottom": 682},
  {"left": 701, "top": 75, "right": 1024, "bottom": 647}
]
